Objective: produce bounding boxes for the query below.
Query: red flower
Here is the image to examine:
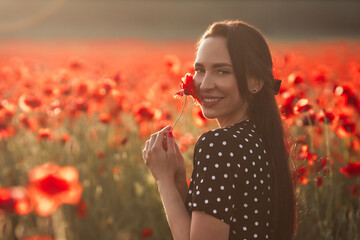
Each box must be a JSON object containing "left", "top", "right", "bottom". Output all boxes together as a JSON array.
[
  {"left": 280, "top": 91, "right": 296, "bottom": 118},
  {"left": 99, "top": 113, "right": 112, "bottom": 124},
  {"left": 27, "top": 163, "right": 83, "bottom": 216},
  {"left": 134, "top": 103, "right": 155, "bottom": 123},
  {"left": 294, "top": 166, "right": 310, "bottom": 185},
  {"left": 38, "top": 128, "right": 51, "bottom": 140},
  {"left": 174, "top": 73, "right": 198, "bottom": 101},
  {"left": 294, "top": 98, "right": 312, "bottom": 114},
  {"left": 97, "top": 151, "right": 105, "bottom": 159},
  {"left": 0, "top": 187, "right": 31, "bottom": 215},
  {"left": 19, "top": 113, "right": 33, "bottom": 129},
  {"left": 316, "top": 176, "right": 323, "bottom": 186},
  {"left": 141, "top": 228, "right": 153, "bottom": 238},
  {"left": 76, "top": 199, "right": 87, "bottom": 217},
  {"left": 340, "top": 162, "right": 360, "bottom": 177},
  {"left": 337, "top": 119, "right": 356, "bottom": 138},
  {"left": 349, "top": 183, "right": 360, "bottom": 197},
  {"left": 317, "top": 109, "right": 336, "bottom": 124},
  {"left": 61, "top": 132, "right": 71, "bottom": 143},
  {"left": 287, "top": 72, "right": 304, "bottom": 85},
  {"left": 23, "top": 95, "right": 42, "bottom": 109},
  {"left": 0, "top": 188, "right": 13, "bottom": 212},
  {"left": 75, "top": 97, "right": 88, "bottom": 112}
]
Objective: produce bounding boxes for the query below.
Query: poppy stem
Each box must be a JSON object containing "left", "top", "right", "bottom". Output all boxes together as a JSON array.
[{"left": 171, "top": 95, "right": 187, "bottom": 132}]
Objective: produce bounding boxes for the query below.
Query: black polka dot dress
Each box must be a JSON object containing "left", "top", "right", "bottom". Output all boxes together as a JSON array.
[{"left": 185, "top": 119, "right": 274, "bottom": 240}]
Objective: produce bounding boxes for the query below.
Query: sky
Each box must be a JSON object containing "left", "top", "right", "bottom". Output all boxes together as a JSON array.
[{"left": 0, "top": 0, "right": 359, "bottom": 41}]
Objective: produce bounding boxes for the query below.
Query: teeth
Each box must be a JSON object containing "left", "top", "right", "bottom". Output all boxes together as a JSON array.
[{"left": 203, "top": 98, "right": 222, "bottom": 103}]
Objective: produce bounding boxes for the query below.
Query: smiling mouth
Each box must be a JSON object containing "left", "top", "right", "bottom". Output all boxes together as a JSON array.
[{"left": 203, "top": 97, "right": 223, "bottom": 103}]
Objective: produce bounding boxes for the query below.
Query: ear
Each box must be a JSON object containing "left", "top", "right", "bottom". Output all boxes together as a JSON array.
[{"left": 247, "top": 77, "right": 264, "bottom": 94}]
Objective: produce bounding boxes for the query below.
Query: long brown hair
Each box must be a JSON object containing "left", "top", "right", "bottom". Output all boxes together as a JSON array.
[{"left": 198, "top": 20, "right": 296, "bottom": 240}]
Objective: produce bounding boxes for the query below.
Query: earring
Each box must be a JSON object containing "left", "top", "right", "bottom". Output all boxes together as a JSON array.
[{"left": 252, "top": 89, "right": 257, "bottom": 93}]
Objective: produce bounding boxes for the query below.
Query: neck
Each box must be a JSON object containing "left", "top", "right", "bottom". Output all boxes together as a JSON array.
[{"left": 217, "top": 109, "right": 249, "bottom": 128}]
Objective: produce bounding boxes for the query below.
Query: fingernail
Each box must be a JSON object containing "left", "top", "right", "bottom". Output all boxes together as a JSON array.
[{"left": 167, "top": 131, "right": 174, "bottom": 138}]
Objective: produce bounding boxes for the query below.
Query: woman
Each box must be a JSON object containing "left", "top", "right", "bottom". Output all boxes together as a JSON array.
[{"left": 142, "top": 20, "right": 296, "bottom": 240}]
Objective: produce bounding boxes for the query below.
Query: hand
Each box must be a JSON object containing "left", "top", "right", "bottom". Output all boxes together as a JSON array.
[{"left": 142, "top": 126, "right": 178, "bottom": 182}]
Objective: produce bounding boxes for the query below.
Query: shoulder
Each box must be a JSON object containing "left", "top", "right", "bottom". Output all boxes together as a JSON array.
[
  {"left": 195, "top": 120, "right": 263, "bottom": 150},
  {"left": 194, "top": 127, "right": 234, "bottom": 155}
]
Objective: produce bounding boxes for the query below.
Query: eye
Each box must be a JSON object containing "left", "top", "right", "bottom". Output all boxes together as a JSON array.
[
  {"left": 194, "top": 67, "right": 205, "bottom": 74},
  {"left": 217, "top": 69, "right": 229, "bottom": 75}
]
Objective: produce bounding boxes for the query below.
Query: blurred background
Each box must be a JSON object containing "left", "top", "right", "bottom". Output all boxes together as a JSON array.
[
  {"left": 0, "top": 0, "right": 359, "bottom": 41},
  {"left": 1, "top": 1, "right": 360, "bottom": 240}
]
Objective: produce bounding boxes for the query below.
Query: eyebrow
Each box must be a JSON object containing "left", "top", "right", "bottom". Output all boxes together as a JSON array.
[{"left": 194, "top": 62, "right": 233, "bottom": 68}]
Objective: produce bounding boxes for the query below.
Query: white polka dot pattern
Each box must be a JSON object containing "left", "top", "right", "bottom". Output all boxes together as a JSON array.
[{"left": 186, "top": 120, "right": 274, "bottom": 240}]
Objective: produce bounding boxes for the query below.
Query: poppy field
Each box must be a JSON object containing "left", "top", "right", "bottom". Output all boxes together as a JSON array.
[{"left": 0, "top": 39, "right": 359, "bottom": 240}]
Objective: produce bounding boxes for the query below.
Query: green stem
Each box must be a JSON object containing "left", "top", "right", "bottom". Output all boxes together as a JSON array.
[
  {"left": 306, "top": 113, "right": 314, "bottom": 152},
  {"left": 324, "top": 122, "right": 332, "bottom": 176},
  {"left": 171, "top": 95, "right": 187, "bottom": 132}
]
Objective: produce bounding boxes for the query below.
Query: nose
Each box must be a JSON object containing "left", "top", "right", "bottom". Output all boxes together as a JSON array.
[{"left": 196, "top": 72, "right": 215, "bottom": 92}]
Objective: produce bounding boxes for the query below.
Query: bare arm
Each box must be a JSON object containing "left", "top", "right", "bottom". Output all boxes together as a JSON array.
[
  {"left": 143, "top": 127, "right": 229, "bottom": 240},
  {"left": 157, "top": 179, "right": 191, "bottom": 240}
]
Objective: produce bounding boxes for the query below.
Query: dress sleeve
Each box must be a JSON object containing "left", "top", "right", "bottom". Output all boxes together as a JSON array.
[{"left": 187, "top": 130, "right": 239, "bottom": 225}]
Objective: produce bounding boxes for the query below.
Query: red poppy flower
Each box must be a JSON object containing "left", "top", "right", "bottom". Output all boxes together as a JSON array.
[
  {"left": 294, "top": 98, "right": 312, "bottom": 114},
  {"left": 315, "top": 156, "right": 328, "bottom": 172},
  {"left": 0, "top": 188, "right": 13, "bottom": 212},
  {"left": 173, "top": 73, "right": 198, "bottom": 101},
  {"left": 0, "top": 187, "right": 31, "bottom": 215},
  {"left": 99, "top": 113, "right": 112, "bottom": 124},
  {"left": 11, "top": 187, "right": 32, "bottom": 215},
  {"left": 317, "top": 109, "right": 336, "bottom": 124},
  {"left": 76, "top": 199, "right": 87, "bottom": 217},
  {"left": 38, "top": 128, "right": 51, "bottom": 140},
  {"left": 349, "top": 183, "right": 360, "bottom": 198},
  {"left": 61, "top": 132, "right": 71, "bottom": 143},
  {"left": 337, "top": 119, "right": 356, "bottom": 138},
  {"left": 294, "top": 166, "right": 310, "bottom": 185},
  {"left": 27, "top": 163, "right": 83, "bottom": 216},
  {"left": 280, "top": 91, "right": 296, "bottom": 118},
  {"left": 287, "top": 72, "right": 304, "bottom": 85},
  {"left": 134, "top": 103, "right": 155, "bottom": 123},
  {"left": 164, "top": 54, "right": 181, "bottom": 75},
  {"left": 141, "top": 228, "right": 153, "bottom": 238},
  {"left": 19, "top": 113, "right": 33, "bottom": 129},
  {"left": 97, "top": 151, "right": 105, "bottom": 159},
  {"left": 75, "top": 97, "right": 88, "bottom": 112},
  {"left": 316, "top": 176, "right": 323, "bottom": 186},
  {"left": 336, "top": 85, "right": 360, "bottom": 110},
  {"left": 299, "top": 176, "right": 309, "bottom": 185},
  {"left": 22, "top": 94, "right": 42, "bottom": 110},
  {"left": 340, "top": 162, "right": 360, "bottom": 177}
]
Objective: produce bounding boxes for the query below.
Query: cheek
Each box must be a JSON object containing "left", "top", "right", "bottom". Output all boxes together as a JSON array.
[{"left": 193, "top": 75, "right": 202, "bottom": 89}]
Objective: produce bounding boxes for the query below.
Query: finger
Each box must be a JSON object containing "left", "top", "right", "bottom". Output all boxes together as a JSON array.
[
  {"left": 165, "top": 131, "right": 177, "bottom": 156},
  {"left": 153, "top": 126, "right": 172, "bottom": 149},
  {"left": 149, "top": 133, "right": 157, "bottom": 149},
  {"left": 146, "top": 139, "right": 150, "bottom": 150},
  {"left": 174, "top": 142, "right": 183, "bottom": 158},
  {"left": 142, "top": 149, "right": 146, "bottom": 161},
  {"left": 149, "top": 125, "right": 171, "bottom": 148},
  {"left": 143, "top": 140, "right": 150, "bottom": 161}
]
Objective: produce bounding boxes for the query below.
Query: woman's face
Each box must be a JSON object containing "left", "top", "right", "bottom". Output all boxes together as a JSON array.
[{"left": 194, "top": 36, "right": 249, "bottom": 127}]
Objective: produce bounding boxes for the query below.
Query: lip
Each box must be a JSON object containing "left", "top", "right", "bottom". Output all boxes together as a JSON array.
[{"left": 200, "top": 95, "right": 224, "bottom": 107}]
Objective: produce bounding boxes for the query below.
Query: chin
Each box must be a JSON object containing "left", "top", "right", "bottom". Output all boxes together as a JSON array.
[{"left": 201, "top": 109, "right": 217, "bottom": 120}]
